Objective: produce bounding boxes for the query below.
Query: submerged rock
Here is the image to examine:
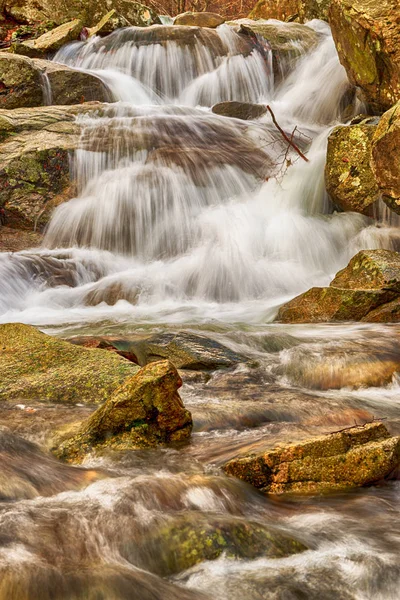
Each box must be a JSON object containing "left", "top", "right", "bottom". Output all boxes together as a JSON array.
[
  {"left": 277, "top": 250, "right": 400, "bottom": 323},
  {"left": 174, "top": 12, "right": 225, "bottom": 28},
  {"left": 212, "top": 101, "right": 267, "bottom": 121},
  {"left": 11, "top": 19, "right": 83, "bottom": 58},
  {"left": 325, "top": 121, "right": 379, "bottom": 215},
  {"left": 224, "top": 422, "right": 400, "bottom": 494},
  {"left": 53, "top": 361, "right": 192, "bottom": 462},
  {"left": 0, "top": 323, "right": 138, "bottom": 404},
  {"left": 371, "top": 101, "right": 400, "bottom": 215},
  {"left": 125, "top": 513, "right": 306, "bottom": 576},
  {"left": 248, "top": 0, "right": 331, "bottom": 22},
  {"left": 329, "top": 0, "right": 400, "bottom": 112},
  {"left": 0, "top": 426, "right": 99, "bottom": 501}
]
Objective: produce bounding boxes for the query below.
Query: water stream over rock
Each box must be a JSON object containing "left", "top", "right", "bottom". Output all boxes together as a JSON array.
[{"left": 1, "top": 18, "right": 400, "bottom": 600}]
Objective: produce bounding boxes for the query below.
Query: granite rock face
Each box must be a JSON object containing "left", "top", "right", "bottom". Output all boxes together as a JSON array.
[{"left": 371, "top": 101, "right": 400, "bottom": 215}]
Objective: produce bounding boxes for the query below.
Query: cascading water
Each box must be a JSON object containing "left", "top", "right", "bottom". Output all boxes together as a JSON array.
[{"left": 1, "top": 18, "right": 400, "bottom": 600}]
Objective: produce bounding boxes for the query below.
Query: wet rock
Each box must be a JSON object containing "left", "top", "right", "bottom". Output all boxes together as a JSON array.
[
  {"left": 277, "top": 250, "right": 400, "bottom": 323},
  {"left": 371, "top": 101, "right": 400, "bottom": 215},
  {"left": 212, "top": 101, "right": 267, "bottom": 121},
  {"left": 10, "top": 19, "right": 83, "bottom": 58},
  {"left": 0, "top": 53, "right": 43, "bottom": 109},
  {"left": 329, "top": 0, "right": 400, "bottom": 113},
  {"left": 0, "top": 103, "right": 107, "bottom": 230},
  {"left": 0, "top": 426, "right": 100, "bottom": 501},
  {"left": 87, "top": 9, "right": 131, "bottom": 37},
  {"left": 0, "top": 323, "right": 139, "bottom": 404},
  {"left": 53, "top": 361, "right": 192, "bottom": 462},
  {"left": 248, "top": 0, "right": 331, "bottom": 22},
  {"left": 126, "top": 513, "right": 306, "bottom": 576},
  {"left": 68, "top": 336, "right": 139, "bottom": 364},
  {"left": 325, "top": 121, "right": 379, "bottom": 215},
  {"left": 174, "top": 12, "right": 225, "bottom": 28},
  {"left": 2, "top": 0, "right": 160, "bottom": 28},
  {"left": 121, "top": 332, "right": 245, "bottom": 370},
  {"left": 224, "top": 422, "right": 400, "bottom": 494}
]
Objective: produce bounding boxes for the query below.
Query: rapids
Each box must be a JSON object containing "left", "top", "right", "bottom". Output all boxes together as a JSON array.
[{"left": 1, "top": 18, "right": 400, "bottom": 600}]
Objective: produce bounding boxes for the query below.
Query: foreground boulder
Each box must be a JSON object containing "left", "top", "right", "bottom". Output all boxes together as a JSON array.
[
  {"left": 0, "top": 323, "right": 138, "bottom": 404},
  {"left": 371, "top": 101, "right": 400, "bottom": 215},
  {"left": 53, "top": 361, "right": 192, "bottom": 462},
  {"left": 329, "top": 0, "right": 400, "bottom": 112},
  {"left": 248, "top": 0, "right": 331, "bottom": 22},
  {"left": 10, "top": 19, "right": 83, "bottom": 58},
  {"left": 0, "top": 427, "right": 99, "bottom": 501},
  {"left": 2, "top": 0, "right": 160, "bottom": 27},
  {"left": 277, "top": 250, "right": 400, "bottom": 323},
  {"left": 224, "top": 422, "right": 400, "bottom": 494},
  {"left": 174, "top": 12, "right": 225, "bottom": 28},
  {"left": 325, "top": 119, "right": 379, "bottom": 215}
]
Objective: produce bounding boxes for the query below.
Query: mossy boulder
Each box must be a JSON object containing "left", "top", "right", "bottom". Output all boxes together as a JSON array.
[
  {"left": 87, "top": 9, "right": 131, "bottom": 37},
  {"left": 53, "top": 360, "right": 192, "bottom": 462},
  {"left": 329, "top": 0, "right": 400, "bottom": 113},
  {"left": 212, "top": 101, "right": 267, "bottom": 121},
  {"left": 0, "top": 323, "right": 139, "bottom": 404},
  {"left": 124, "top": 513, "right": 306, "bottom": 576},
  {"left": 371, "top": 101, "right": 400, "bottom": 215},
  {"left": 10, "top": 19, "right": 83, "bottom": 58},
  {"left": 0, "top": 53, "right": 43, "bottom": 109},
  {"left": 174, "top": 12, "right": 225, "bottom": 28},
  {"left": 277, "top": 250, "right": 400, "bottom": 323},
  {"left": 224, "top": 422, "right": 400, "bottom": 495},
  {"left": 248, "top": 0, "right": 331, "bottom": 22},
  {"left": 325, "top": 121, "right": 379, "bottom": 215}
]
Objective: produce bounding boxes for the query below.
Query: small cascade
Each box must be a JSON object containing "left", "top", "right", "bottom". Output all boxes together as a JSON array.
[{"left": 39, "top": 70, "right": 53, "bottom": 105}]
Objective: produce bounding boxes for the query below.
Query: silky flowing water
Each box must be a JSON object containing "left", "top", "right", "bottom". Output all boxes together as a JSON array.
[{"left": 1, "top": 19, "right": 400, "bottom": 600}]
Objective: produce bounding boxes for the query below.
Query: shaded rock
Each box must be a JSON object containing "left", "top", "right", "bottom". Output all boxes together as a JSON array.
[
  {"left": 277, "top": 250, "right": 400, "bottom": 323},
  {"left": 2, "top": 0, "right": 160, "bottom": 28},
  {"left": 224, "top": 422, "right": 400, "bottom": 494},
  {"left": 249, "top": 0, "right": 331, "bottom": 22},
  {"left": 361, "top": 298, "right": 400, "bottom": 323},
  {"left": 371, "top": 101, "right": 400, "bottom": 215},
  {"left": 53, "top": 361, "right": 192, "bottom": 462},
  {"left": 212, "top": 101, "right": 267, "bottom": 120},
  {"left": 329, "top": 0, "right": 400, "bottom": 112},
  {"left": 68, "top": 336, "right": 139, "bottom": 364},
  {"left": 125, "top": 513, "right": 306, "bottom": 576},
  {"left": 10, "top": 19, "right": 83, "bottom": 58},
  {"left": 0, "top": 323, "right": 139, "bottom": 404},
  {"left": 325, "top": 122, "right": 379, "bottom": 215},
  {"left": 174, "top": 12, "right": 225, "bottom": 28},
  {"left": 0, "top": 426, "right": 100, "bottom": 501},
  {"left": 120, "top": 332, "right": 245, "bottom": 370},
  {"left": 0, "top": 226, "right": 42, "bottom": 251},
  {"left": 87, "top": 9, "right": 131, "bottom": 37},
  {"left": 0, "top": 53, "right": 43, "bottom": 109}
]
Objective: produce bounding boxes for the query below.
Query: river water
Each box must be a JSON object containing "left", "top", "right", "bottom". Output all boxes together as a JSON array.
[{"left": 0, "top": 19, "right": 400, "bottom": 600}]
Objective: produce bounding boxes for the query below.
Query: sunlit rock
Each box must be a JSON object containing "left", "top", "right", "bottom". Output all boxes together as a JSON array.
[
  {"left": 174, "top": 12, "right": 225, "bottom": 28},
  {"left": 224, "top": 422, "right": 400, "bottom": 494},
  {"left": 53, "top": 361, "right": 192, "bottom": 462},
  {"left": 371, "top": 101, "right": 400, "bottom": 215},
  {"left": 329, "top": 0, "right": 400, "bottom": 112},
  {"left": 10, "top": 19, "right": 83, "bottom": 58}
]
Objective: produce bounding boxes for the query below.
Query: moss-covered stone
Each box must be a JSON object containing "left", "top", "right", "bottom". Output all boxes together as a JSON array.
[
  {"left": 329, "top": 0, "right": 400, "bottom": 112},
  {"left": 0, "top": 53, "right": 43, "bottom": 109},
  {"left": 53, "top": 360, "right": 192, "bottom": 462},
  {"left": 224, "top": 422, "right": 400, "bottom": 495},
  {"left": 125, "top": 513, "right": 306, "bottom": 576},
  {"left": 325, "top": 122, "right": 379, "bottom": 215},
  {"left": 277, "top": 250, "right": 400, "bottom": 323},
  {"left": 10, "top": 19, "right": 83, "bottom": 58},
  {"left": 371, "top": 101, "right": 400, "bottom": 214},
  {"left": 0, "top": 323, "right": 138, "bottom": 404}
]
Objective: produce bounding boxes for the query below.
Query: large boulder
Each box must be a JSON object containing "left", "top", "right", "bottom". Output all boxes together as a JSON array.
[
  {"left": 277, "top": 250, "right": 400, "bottom": 323},
  {"left": 174, "top": 12, "right": 225, "bottom": 28},
  {"left": 325, "top": 119, "right": 379, "bottom": 215},
  {"left": 329, "top": 0, "right": 400, "bottom": 113},
  {"left": 0, "top": 323, "right": 139, "bottom": 404},
  {"left": 0, "top": 103, "right": 107, "bottom": 230},
  {"left": 10, "top": 19, "right": 83, "bottom": 57},
  {"left": 2, "top": 0, "right": 160, "bottom": 27},
  {"left": 53, "top": 360, "right": 193, "bottom": 462},
  {"left": 371, "top": 101, "right": 400, "bottom": 215},
  {"left": 249, "top": 0, "right": 331, "bottom": 22},
  {"left": 0, "top": 54, "right": 110, "bottom": 109},
  {"left": 224, "top": 422, "right": 400, "bottom": 494}
]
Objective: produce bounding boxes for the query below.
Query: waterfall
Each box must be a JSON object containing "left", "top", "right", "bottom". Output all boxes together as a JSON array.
[{"left": 0, "top": 20, "right": 398, "bottom": 327}]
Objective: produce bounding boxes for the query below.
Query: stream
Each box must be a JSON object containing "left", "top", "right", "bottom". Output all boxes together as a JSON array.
[{"left": 0, "top": 18, "right": 400, "bottom": 600}]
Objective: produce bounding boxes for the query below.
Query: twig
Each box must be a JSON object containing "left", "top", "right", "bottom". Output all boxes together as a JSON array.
[
  {"left": 266, "top": 105, "right": 310, "bottom": 163},
  {"left": 327, "top": 416, "right": 387, "bottom": 436}
]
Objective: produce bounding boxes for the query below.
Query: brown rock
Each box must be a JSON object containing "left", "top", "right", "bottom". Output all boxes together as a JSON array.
[
  {"left": 212, "top": 101, "right": 267, "bottom": 120},
  {"left": 248, "top": 0, "right": 331, "bottom": 22},
  {"left": 10, "top": 19, "right": 83, "bottom": 58},
  {"left": 174, "top": 12, "right": 225, "bottom": 28},
  {"left": 371, "top": 101, "right": 400, "bottom": 215}
]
